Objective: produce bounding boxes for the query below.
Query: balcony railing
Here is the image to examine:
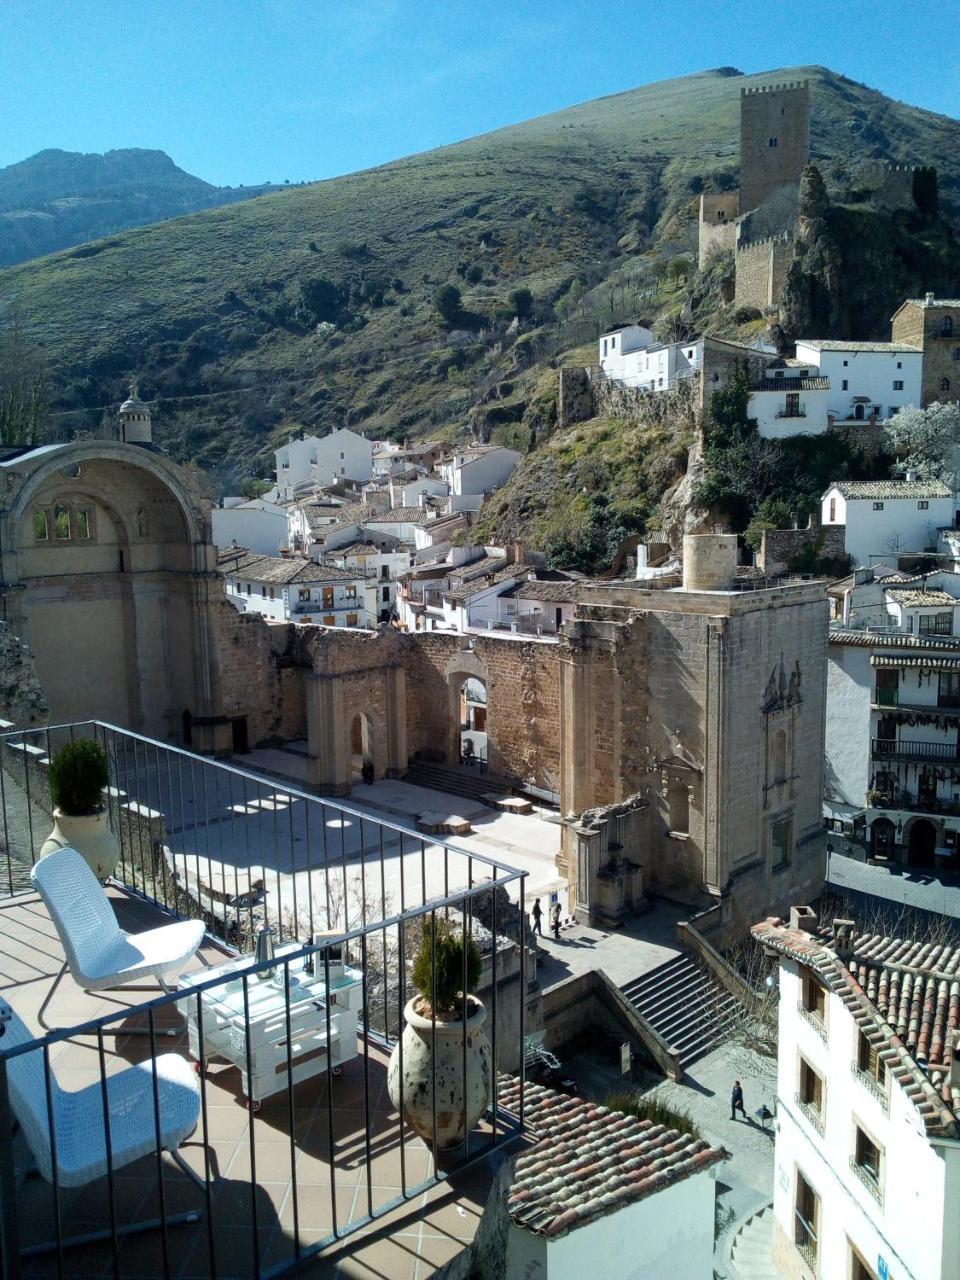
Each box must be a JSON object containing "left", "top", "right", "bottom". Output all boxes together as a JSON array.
[
  {"left": 0, "top": 721, "right": 528, "bottom": 1277},
  {"left": 852, "top": 1062, "right": 889, "bottom": 1109},
  {"left": 776, "top": 404, "right": 807, "bottom": 418},
  {"left": 871, "top": 738, "right": 960, "bottom": 762},
  {"left": 794, "top": 1211, "right": 818, "bottom": 1269},
  {"left": 849, "top": 1155, "right": 883, "bottom": 1202},
  {"left": 874, "top": 688, "right": 899, "bottom": 707},
  {"left": 795, "top": 1093, "right": 825, "bottom": 1135},
  {"left": 796, "top": 1003, "right": 827, "bottom": 1041}
]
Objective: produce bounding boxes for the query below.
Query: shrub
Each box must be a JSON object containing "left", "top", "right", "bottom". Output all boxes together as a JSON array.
[
  {"left": 433, "top": 283, "right": 462, "bottom": 325},
  {"left": 48, "top": 740, "right": 109, "bottom": 815},
  {"left": 508, "top": 287, "right": 534, "bottom": 318},
  {"left": 411, "top": 918, "right": 481, "bottom": 1014},
  {"left": 604, "top": 1092, "right": 701, "bottom": 1139}
]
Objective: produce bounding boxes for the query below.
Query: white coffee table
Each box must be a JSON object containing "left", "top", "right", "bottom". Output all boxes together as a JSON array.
[{"left": 179, "top": 948, "right": 364, "bottom": 1109}]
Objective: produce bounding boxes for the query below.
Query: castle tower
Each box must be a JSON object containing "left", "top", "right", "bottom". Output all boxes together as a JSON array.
[
  {"left": 739, "top": 80, "right": 810, "bottom": 213},
  {"left": 118, "top": 378, "right": 152, "bottom": 444}
]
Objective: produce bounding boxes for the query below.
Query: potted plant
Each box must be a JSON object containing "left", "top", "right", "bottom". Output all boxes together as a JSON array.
[
  {"left": 40, "top": 740, "right": 119, "bottom": 881},
  {"left": 387, "top": 918, "right": 491, "bottom": 1150}
]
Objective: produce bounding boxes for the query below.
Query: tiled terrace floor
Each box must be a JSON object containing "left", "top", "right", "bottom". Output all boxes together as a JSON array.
[{"left": 0, "top": 890, "right": 514, "bottom": 1279}]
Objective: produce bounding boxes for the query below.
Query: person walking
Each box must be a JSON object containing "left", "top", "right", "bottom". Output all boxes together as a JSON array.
[
  {"left": 531, "top": 898, "right": 543, "bottom": 936},
  {"left": 730, "top": 1079, "right": 746, "bottom": 1121},
  {"left": 550, "top": 901, "right": 562, "bottom": 940}
]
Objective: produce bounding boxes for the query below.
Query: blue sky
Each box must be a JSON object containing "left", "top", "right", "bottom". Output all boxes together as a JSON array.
[{"left": 2, "top": 0, "right": 957, "bottom": 187}]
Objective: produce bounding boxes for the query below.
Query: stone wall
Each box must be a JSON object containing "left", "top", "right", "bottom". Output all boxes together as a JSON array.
[
  {"left": 757, "top": 523, "right": 847, "bottom": 576},
  {"left": 739, "top": 81, "right": 809, "bottom": 213},
  {"left": 557, "top": 366, "right": 594, "bottom": 427},
  {"left": 212, "top": 603, "right": 307, "bottom": 746},
  {"left": 826, "top": 420, "right": 893, "bottom": 462},
  {"left": 734, "top": 232, "right": 794, "bottom": 310},
  {"left": 0, "top": 623, "right": 47, "bottom": 727},
  {"left": 891, "top": 301, "right": 960, "bottom": 408},
  {"left": 697, "top": 192, "right": 740, "bottom": 268},
  {"left": 593, "top": 372, "right": 701, "bottom": 428}
]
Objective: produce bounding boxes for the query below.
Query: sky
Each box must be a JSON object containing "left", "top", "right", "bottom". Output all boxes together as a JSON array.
[{"left": 2, "top": 0, "right": 958, "bottom": 188}]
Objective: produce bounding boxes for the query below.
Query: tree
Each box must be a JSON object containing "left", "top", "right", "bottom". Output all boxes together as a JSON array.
[
  {"left": 296, "top": 276, "right": 343, "bottom": 325},
  {"left": 0, "top": 318, "right": 48, "bottom": 447},
  {"left": 886, "top": 401, "right": 960, "bottom": 489},
  {"left": 508, "top": 287, "right": 533, "bottom": 319},
  {"left": 433, "top": 283, "right": 462, "bottom": 325}
]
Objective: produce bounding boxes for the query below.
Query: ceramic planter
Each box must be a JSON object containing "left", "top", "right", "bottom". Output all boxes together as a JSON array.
[
  {"left": 387, "top": 995, "right": 491, "bottom": 1150},
  {"left": 40, "top": 808, "right": 120, "bottom": 882}
]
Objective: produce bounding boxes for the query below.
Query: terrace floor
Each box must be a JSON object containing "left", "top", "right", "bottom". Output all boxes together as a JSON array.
[{"left": 0, "top": 889, "right": 513, "bottom": 1279}]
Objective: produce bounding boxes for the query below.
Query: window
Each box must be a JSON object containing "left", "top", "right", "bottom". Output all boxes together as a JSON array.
[
  {"left": 667, "top": 778, "right": 690, "bottom": 836},
  {"left": 260, "top": 584, "right": 267, "bottom": 597},
  {"left": 954, "top": 348, "right": 960, "bottom": 362},
  {"left": 769, "top": 136, "right": 778, "bottom": 147},
  {"left": 919, "top": 611, "right": 952, "bottom": 635},
  {"left": 298, "top": 587, "right": 311, "bottom": 602},
  {"left": 875, "top": 668, "right": 899, "bottom": 707},
  {"left": 893, "top": 380, "right": 904, "bottom": 391},
  {"left": 851, "top": 1244, "right": 879, "bottom": 1280},
  {"left": 897, "top": 361, "right": 903, "bottom": 369},
  {"left": 794, "top": 1170, "right": 819, "bottom": 1268},
  {"left": 872, "top": 501, "right": 884, "bottom": 511},
  {"left": 939, "top": 672, "right": 960, "bottom": 708},
  {"left": 843, "top": 359, "right": 849, "bottom": 366},
  {"left": 828, "top": 498, "right": 836, "bottom": 522},
  {"left": 853, "top": 1123, "right": 882, "bottom": 1197},
  {"left": 382, "top": 585, "right": 390, "bottom": 602},
  {"left": 322, "top": 586, "right": 334, "bottom": 607},
  {"left": 770, "top": 816, "right": 792, "bottom": 868},
  {"left": 856, "top": 1027, "right": 888, "bottom": 1097},
  {"left": 75, "top": 508, "right": 92, "bottom": 539},
  {"left": 603, "top": 339, "right": 608, "bottom": 356},
  {"left": 323, "top": 615, "right": 335, "bottom": 626},
  {"left": 941, "top": 377, "right": 951, "bottom": 393},
  {"left": 801, "top": 971, "right": 826, "bottom": 1025},
  {"left": 381, "top": 565, "right": 389, "bottom": 580},
  {"left": 245, "top": 583, "right": 252, "bottom": 595},
  {"left": 340, "top": 452, "right": 344, "bottom": 460},
  {"left": 33, "top": 510, "right": 49, "bottom": 541},
  {"left": 940, "top": 316, "right": 954, "bottom": 337},
  {"left": 344, "top": 584, "right": 357, "bottom": 600},
  {"left": 797, "top": 1056, "right": 825, "bottom": 1131},
  {"left": 268, "top": 587, "right": 275, "bottom": 600},
  {"left": 53, "top": 504, "right": 70, "bottom": 540},
  {"left": 842, "top": 379, "right": 849, "bottom": 391},
  {"left": 346, "top": 612, "right": 358, "bottom": 627},
  {"left": 771, "top": 731, "right": 788, "bottom": 784},
  {"left": 918, "top": 500, "right": 929, "bottom": 509}
]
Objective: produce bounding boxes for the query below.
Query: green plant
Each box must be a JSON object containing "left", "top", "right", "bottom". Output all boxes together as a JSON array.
[
  {"left": 604, "top": 1091, "right": 701, "bottom": 1139},
  {"left": 433, "top": 283, "right": 462, "bottom": 325},
  {"left": 411, "top": 918, "right": 481, "bottom": 1014},
  {"left": 48, "top": 740, "right": 109, "bottom": 815}
]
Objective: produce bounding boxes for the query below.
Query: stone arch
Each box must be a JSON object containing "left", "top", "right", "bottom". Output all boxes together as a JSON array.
[
  {"left": 906, "top": 816, "right": 937, "bottom": 869},
  {"left": 443, "top": 649, "right": 490, "bottom": 766},
  {"left": 346, "top": 708, "right": 381, "bottom": 780}
]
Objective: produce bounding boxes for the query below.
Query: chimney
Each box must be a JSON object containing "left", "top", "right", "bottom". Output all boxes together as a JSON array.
[
  {"left": 513, "top": 541, "right": 526, "bottom": 566},
  {"left": 905, "top": 469, "right": 917, "bottom": 483},
  {"left": 950, "top": 1031, "right": 960, "bottom": 1092},
  {"left": 926, "top": 292, "right": 936, "bottom": 304},
  {"left": 789, "top": 905, "right": 817, "bottom": 934},
  {"left": 833, "top": 918, "right": 856, "bottom": 962}
]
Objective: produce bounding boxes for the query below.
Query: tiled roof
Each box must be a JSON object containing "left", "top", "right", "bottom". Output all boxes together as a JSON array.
[
  {"left": 497, "top": 1079, "right": 726, "bottom": 1239},
  {"left": 364, "top": 507, "right": 430, "bottom": 524},
  {"left": 750, "top": 377, "right": 830, "bottom": 391},
  {"left": 826, "top": 480, "right": 953, "bottom": 500},
  {"left": 872, "top": 653, "right": 960, "bottom": 670},
  {"left": 752, "top": 918, "right": 960, "bottom": 1137},
  {"left": 516, "top": 580, "right": 591, "bottom": 603},
  {"left": 884, "top": 588, "right": 958, "bottom": 607},
  {"left": 220, "top": 553, "right": 359, "bottom": 585},
  {"left": 901, "top": 298, "right": 960, "bottom": 309},
  {"left": 800, "top": 340, "right": 922, "bottom": 353},
  {"left": 829, "top": 625, "right": 960, "bottom": 650},
  {"left": 443, "top": 565, "right": 521, "bottom": 603}
]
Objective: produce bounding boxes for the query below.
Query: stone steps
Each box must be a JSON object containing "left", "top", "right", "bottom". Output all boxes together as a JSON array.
[
  {"left": 730, "top": 1205, "right": 779, "bottom": 1280},
  {"left": 620, "top": 953, "right": 741, "bottom": 1067},
  {"left": 403, "top": 760, "right": 511, "bottom": 804}
]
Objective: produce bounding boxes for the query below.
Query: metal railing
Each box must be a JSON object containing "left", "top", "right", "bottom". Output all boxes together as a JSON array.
[
  {"left": 795, "top": 1092, "right": 825, "bottom": 1136},
  {"left": 0, "top": 721, "right": 528, "bottom": 1277},
  {"left": 776, "top": 404, "right": 806, "bottom": 418},
  {"left": 871, "top": 738, "right": 960, "bottom": 762},
  {"left": 794, "top": 1210, "right": 818, "bottom": 1269}
]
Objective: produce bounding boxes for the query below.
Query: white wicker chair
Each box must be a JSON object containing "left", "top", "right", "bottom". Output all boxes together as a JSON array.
[
  {"left": 31, "top": 848, "right": 205, "bottom": 1032},
  {"left": 0, "top": 997, "right": 204, "bottom": 1256}
]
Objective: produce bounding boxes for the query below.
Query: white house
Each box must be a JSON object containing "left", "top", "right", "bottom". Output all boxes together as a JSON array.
[
  {"left": 598, "top": 323, "right": 655, "bottom": 380},
  {"left": 439, "top": 446, "right": 521, "bottom": 497},
  {"left": 821, "top": 479, "right": 955, "bottom": 567},
  {"left": 754, "top": 910, "right": 960, "bottom": 1280},
  {"left": 388, "top": 473, "right": 449, "bottom": 508},
  {"left": 796, "top": 340, "right": 923, "bottom": 423},
  {"left": 326, "top": 541, "right": 413, "bottom": 623},
  {"left": 749, "top": 360, "right": 832, "bottom": 438},
  {"left": 219, "top": 551, "right": 370, "bottom": 626},
  {"left": 491, "top": 1078, "right": 726, "bottom": 1280},
  {"left": 275, "top": 429, "right": 373, "bottom": 500},
  {"left": 211, "top": 498, "right": 289, "bottom": 556},
  {"left": 825, "top": 567, "right": 960, "bottom": 864}
]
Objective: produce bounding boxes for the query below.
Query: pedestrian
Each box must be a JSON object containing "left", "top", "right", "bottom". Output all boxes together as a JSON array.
[
  {"left": 550, "top": 901, "right": 561, "bottom": 939},
  {"left": 531, "top": 897, "right": 543, "bottom": 935},
  {"left": 731, "top": 1079, "right": 746, "bottom": 1121}
]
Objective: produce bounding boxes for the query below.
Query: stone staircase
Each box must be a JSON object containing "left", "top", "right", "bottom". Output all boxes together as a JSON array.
[
  {"left": 619, "top": 952, "right": 741, "bottom": 1068},
  {"left": 729, "top": 1206, "right": 779, "bottom": 1280},
  {"left": 403, "top": 760, "right": 511, "bottom": 805}
]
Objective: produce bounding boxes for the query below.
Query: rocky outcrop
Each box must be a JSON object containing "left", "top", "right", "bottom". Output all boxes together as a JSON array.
[{"left": 0, "top": 624, "right": 47, "bottom": 726}]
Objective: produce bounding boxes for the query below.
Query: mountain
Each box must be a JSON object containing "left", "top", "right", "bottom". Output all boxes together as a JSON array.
[
  {"left": 0, "top": 148, "right": 277, "bottom": 267},
  {"left": 2, "top": 65, "right": 960, "bottom": 508}
]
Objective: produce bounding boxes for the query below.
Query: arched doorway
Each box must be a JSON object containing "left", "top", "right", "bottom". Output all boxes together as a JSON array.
[
  {"left": 349, "top": 712, "right": 374, "bottom": 781},
  {"left": 908, "top": 818, "right": 937, "bottom": 869},
  {"left": 870, "top": 817, "right": 896, "bottom": 861},
  {"left": 458, "top": 677, "right": 487, "bottom": 766}
]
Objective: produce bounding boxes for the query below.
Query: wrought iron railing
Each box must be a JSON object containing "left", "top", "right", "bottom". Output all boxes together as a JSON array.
[
  {"left": 794, "top": 1209, "right": 818, "bottom": 1269},
  {"left": 849, "top": 1154, "right": 883, "bottom": 1201},
  {"left": 0, "top": 721, "right": 528, "bottom": 1277},
  {"left": 852, "top": 1061, "right": 889, "bottom": 1109},
  {"left": 871, "top": 738, "right": 960, "bottom": 761},
  {"left": 794, "top": 1092, "right": 825, "bottom": 1135},
  {"left": 796, "top": 1002, "right": 827, "bottom": 1041}
]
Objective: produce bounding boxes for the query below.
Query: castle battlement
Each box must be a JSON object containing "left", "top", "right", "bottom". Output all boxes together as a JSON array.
[
  {"left": 741, "top": 80, "right": 809, "bottom": 97},
  {"left": 737, "top": 229, "right": 794, "bottom": 253}
]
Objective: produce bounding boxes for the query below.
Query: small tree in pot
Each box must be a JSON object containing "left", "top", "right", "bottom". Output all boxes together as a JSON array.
[
  {"left": 40, "top": 740, "right": 119, "bottom": 881},
  {"left": 387, "top": 918, "right": 491, "bottom": 1150}
]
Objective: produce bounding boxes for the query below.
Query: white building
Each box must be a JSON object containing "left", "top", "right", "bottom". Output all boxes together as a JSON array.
[
  {"left": 748, "top": 360, "right": 832, "bottom": 439},
  {"left": 754, "top": 910, "right": 960, "bottom": 1280},
  {"left": 439, "top": 445, "right": 522, "bottom": 497},
  {"left": 825, "top": 567, "right": 960, "bottom": 865},
  {"left": 493, "top": 1078, "right": 726, "bottom": 1280},
  {"left": 326, "top": 541, "right": 413, "bottom": 624},
  {"left": 275, "top": 429, "right": 373, "bottom": 500},
  {"left": 219, "top": 551, "right": 370, "bottom": 627},
  {"left": 598, "top": 323, "right": 655, "bottom": 380},
  {"left": 796, "top": 340, "right": 923, "bottom": 423},
  {"left": 388, "top": 473, "right": 449, "bottom": 508},
  {"left": 211, "top": 498, "right": 288, "bottom": 556},
  {"left": 821, "top": 479, "right": 955, "bottom": 567}
]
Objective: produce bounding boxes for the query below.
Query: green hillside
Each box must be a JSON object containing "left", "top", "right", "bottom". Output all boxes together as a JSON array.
[{"left": 2, "top": 64, "right": 960, "bottom": 501}]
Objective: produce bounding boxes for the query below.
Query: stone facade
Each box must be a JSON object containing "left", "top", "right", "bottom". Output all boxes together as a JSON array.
[
  {"left": 734, "top": 232, "right": 794, "bottom": 311},
  {"left": 757, "top": 523, "right": 847, "bottom": 577},
  {"left": 890, "top": 296, "right": 960, "bottom": 407},
  {"left": 698, "top": 192, "right": 740, "bottom": 268},
  {"left": 739, "top": 81, "right": 810, "bottom": 214},
  {"left": 853, "top": 161, "right": 928, "bottom": 211},
  {"left": 557, "top": 366, "right": 595, "bottom": 427}
]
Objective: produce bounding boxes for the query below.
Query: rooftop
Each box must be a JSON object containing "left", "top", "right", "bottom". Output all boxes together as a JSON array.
[
  {"left": 498, "top": 1080, "right": 726, "bottom": 1239},
  {"left": 750, "top": 376, "right": 830, "bottom": 391},
  {"left": 364, "top": 507, "right": 431, "bottom": 524},
  {"left": 825, "top": 480, "right": 954, "bottom": 500},
  {"left": 753, "top": 916, "right": 960, "bottom": 1137},
  {"left": 218, "top": 552, "right": 360, "bottom": 585},
  {"left": 884, "top": 587, "right": 959, "bottom": 607},
  {"left": 799, "top": 339, "right": 922, "bottom": 353},
  {"left": 829, "top": 625, "right": 960, "bottom": 650},
  {"left": 900, "top": 297, "right": 960, "bottom": 309}
]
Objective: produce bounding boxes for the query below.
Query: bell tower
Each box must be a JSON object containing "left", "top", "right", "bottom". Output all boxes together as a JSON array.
[{"left": 118, "top": 378, "right": 153, "bottom": 445}]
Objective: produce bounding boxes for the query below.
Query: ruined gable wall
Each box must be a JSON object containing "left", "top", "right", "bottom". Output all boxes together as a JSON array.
[{"left": 211, "top": 604, "right": 306, "bottom": 745}]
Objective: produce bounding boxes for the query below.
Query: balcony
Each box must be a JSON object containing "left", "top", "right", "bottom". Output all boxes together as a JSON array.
[
  {"left": 0, "top": 722, "right": 528, "bottom": 1277},
  {"left": 776, "top": 404, "right": 807, "bottom": 418},
  {"left": 871, "top": 738, "right": 960, "bottom": 762}
]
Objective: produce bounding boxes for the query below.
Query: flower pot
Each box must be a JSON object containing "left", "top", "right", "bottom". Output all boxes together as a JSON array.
[
  {"left": 387, "top": 995, "right": 491, "bottom": 1150},
  {"left": 39, "top": 808, "right": 120, "bottom": 882}
]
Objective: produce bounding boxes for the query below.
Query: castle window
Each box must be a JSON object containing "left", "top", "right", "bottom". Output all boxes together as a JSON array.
[
  {"left": 768, "top": 137, "right": 778, "bottom": 147},
  {"left": 33, "top": 510, "right": 49, "bottom": 541},
  {"left": 893, "top": 381, "right": 904, "bottom": 391},
  {"left": 75, "top": 508, "right": 92, "bottom": 540},
  {"left": 137, "top": 508, "right": 149, "bottom": 537},
  {"left": 53, "top": 504, "right": 70, "bottom": 540},
  {"left": 771, "top": 816, "right": 792, "bottom": 868},
  {"left": 940, "top": 316, "right": 954, "bottom": 337},
  {"left": 941, "top": 378, "right": 951, "bottom": 393}
]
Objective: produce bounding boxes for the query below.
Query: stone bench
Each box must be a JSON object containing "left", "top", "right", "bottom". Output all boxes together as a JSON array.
[
  {"left": 490, "top": 795, "right": 533, "bottom": 815},
  {"left": 415, "top": 811, "right": 472, "bottom": 837}
]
